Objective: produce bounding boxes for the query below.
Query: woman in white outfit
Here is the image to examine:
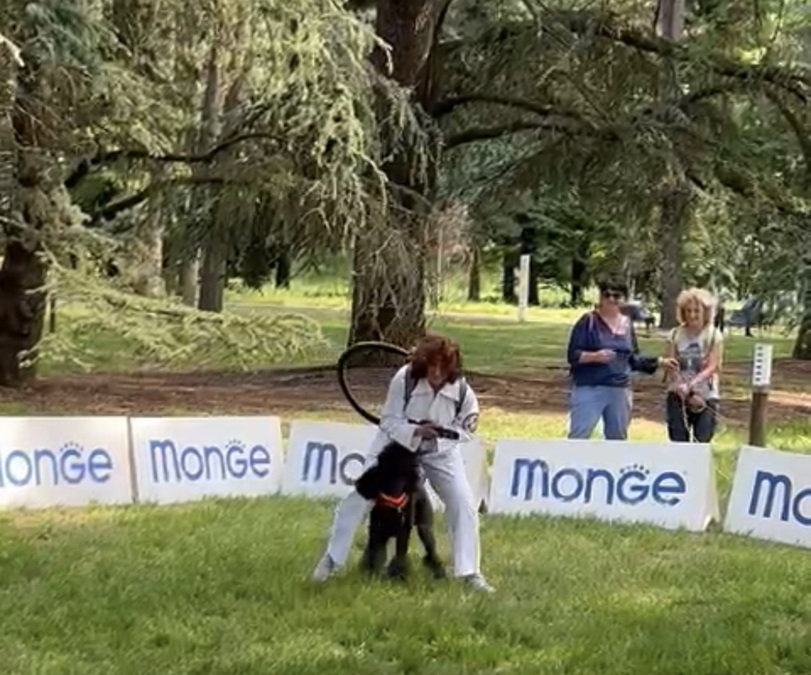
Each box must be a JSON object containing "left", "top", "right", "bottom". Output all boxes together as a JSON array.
[{"left": 312, "top": 333, "right": 494, "bottom": 593}]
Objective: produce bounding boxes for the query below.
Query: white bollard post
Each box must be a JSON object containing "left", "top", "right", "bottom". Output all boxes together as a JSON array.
[
  {"left": 748, "top": 343, "right": 773, "bottom": 447},
  {"left": 518, "top": 254, "right": 530, "bottom": 323}
]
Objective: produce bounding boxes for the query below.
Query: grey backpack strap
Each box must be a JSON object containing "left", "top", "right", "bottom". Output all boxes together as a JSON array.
[
  {"left": 403, "top": 365, "right": 417, "bottom": 409},
  {"left": 456, "top": 377, "right": 468, "bottom": 418}
]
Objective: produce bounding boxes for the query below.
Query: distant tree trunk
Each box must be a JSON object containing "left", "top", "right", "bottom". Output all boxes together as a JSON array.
[
  {"left": 348, "top": 0, "right": 451, "bottom": 347},
  {"left": 502, "top": 249, "right": 517, "bottom": 303},
  {"left": 786, "top": 31, "right": 811, "bottom": 358},
  {"left": 793, "top": 252, "right": 811, "bottom": 359},
  {"left": 132, "top": 163, "right": 167, "bottom": 298},
  {"left": 570, "top": 237, "right": 589, "bottom": 306},
  {"left": 197, "top": 240, "right": 227, "bottom": 312},
  {"left": 182, "top": 43, "right": 221, "bottom": 307},
  {"left": 275, "top": 247, "right": 291, "bottom": 289},
  {"left": 467, "top": 242, "right": 481, "bottom": 301},
  {"left": 198, "top": 69, "right": 245, "bottom": 313},
  {"left": 528, "top": 260, "right": 540, "bottom": 305},
  {"left": 179, "top": 256, "right": 199, "bottom": 305}
]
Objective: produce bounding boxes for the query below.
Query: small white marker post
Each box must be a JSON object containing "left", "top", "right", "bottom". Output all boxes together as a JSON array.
[
  {"left": 748, "top": 343, "right": 773, "bottom": 447},
  {"left": 517, "top": 254, "right": 530, "bottom": 323}
]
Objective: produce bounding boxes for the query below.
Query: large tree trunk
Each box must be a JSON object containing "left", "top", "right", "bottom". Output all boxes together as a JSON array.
[
  {"left": 656, "top": 0, "right": 689, "bottom": 329},
  {"left": 0, "top": 41, "right": 49, "bottom": 387},
  {"left": 0, "top": 149, "right": 60, "bottom": 386},
  {"left": 347, "top": 0, "right": 451, "bottom": 347},
  {"left": 349, "top": 224, "right": 427, "bottom": 346},
  {"left": 657, "top": 182, "right": 689, "bottom": 328},
  {"left": 0, "top": 233, "right": 47, "bottom": 387}
]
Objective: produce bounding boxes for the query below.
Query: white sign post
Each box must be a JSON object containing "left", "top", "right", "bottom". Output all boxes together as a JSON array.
[
  {"left": 748, "top": 343, "right": 773, "bottom": 447},
  {"left": 517, "top": 254, "right": 530, "bottom": 322},
  {"left": 751, "top": 343, "right": 773, "bottom": 388}
]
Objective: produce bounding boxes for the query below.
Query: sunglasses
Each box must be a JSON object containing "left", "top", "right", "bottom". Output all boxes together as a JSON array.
[{"left": 602, "top": 290, "right": 625, "bottom": 300}]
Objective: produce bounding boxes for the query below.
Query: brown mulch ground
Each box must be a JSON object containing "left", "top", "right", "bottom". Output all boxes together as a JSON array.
[{"left": 1, "top": 360, "right": 808, "bottom": 428}]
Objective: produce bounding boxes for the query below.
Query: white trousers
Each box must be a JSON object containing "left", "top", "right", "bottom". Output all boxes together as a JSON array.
[{"left": 325, "top": 447, "right": 481, "bottom": 577}]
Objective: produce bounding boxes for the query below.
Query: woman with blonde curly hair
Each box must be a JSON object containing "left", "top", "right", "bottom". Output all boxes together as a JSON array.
[{"left": 663, "top": 288, "right": 724, "bottom": 443}]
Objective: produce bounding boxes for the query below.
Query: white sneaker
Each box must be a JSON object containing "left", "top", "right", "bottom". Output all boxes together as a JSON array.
[
  {"left": 464, "top": 573, "right": 495, "bottom": 593},
  {"left": 312, "top": 553, "right": 337, "bottom": 582}
]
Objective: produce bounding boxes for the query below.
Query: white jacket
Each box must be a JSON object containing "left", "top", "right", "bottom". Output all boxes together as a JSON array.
[{"left": 368, "top": 365, "right": 480, "bottom": 458}]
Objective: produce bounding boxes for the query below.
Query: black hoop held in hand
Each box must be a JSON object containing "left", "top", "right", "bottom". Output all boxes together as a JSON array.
[{"left": 336, "top": 341, "right": 460, "bottom": 441}]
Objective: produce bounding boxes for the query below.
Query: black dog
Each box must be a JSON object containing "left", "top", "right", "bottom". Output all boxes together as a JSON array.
[{"left": 354, "top": 441, "right": 446, "bottom": 581}]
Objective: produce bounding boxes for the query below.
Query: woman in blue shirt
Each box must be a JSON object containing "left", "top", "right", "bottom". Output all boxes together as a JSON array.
[{"left": 566, "top": 279, "right": 676, "bottom": 440}]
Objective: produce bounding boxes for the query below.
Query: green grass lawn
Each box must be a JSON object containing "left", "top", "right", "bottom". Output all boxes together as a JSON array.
[
  {"left": 40, "top": 302, "right": 798, "bottom": 379},
  {"left": 0, "top": 404, "right": 808, "bottom": 674},
  {"left": 0, "top": 479, "right": 809, "bottom": 674}
]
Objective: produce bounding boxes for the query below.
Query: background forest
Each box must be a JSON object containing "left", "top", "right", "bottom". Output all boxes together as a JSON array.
[{"left": 1, "top": 0, "right": 809, "bottom": 384}]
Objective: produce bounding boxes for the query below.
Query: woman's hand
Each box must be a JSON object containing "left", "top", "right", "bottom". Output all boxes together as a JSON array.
[
  {"left": 658, "top": 356, "right": 678, "bottom": 372},
  {"left": 675, "top": 382, "right": 690, "bottom": 398},
  {"left": 413, "top": 422, "right": 441, "bottom": 440},
  {"left": 583, "top": 349, "right": 615, "bottom": 364}
]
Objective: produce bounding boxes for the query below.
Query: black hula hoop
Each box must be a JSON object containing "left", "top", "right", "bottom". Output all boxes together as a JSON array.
[
  {"left": 336, "top": 341, "right": 411, "bottom": 426},
  {"left": 336, "top": 340, "right": 460, "bottom": 441}
]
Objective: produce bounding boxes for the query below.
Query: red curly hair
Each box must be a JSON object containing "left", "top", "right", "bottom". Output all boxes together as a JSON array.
[{"left": 409, "top": 333, "right": 463, "bottom": 383}]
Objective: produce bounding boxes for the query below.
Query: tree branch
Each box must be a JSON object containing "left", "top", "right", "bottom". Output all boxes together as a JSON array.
[
  {"left": 91, "top": 175, "right": 246, "bottom": 221},
  {"left": 447, "top": 13, "right": 809, "bottom": 103},
  {"left": 434, "top": 93, "right": 560, "bottom": 118},
  {"left": 571, "top": 15, "right": 811, "bottom": 102},
  {"left": 763, "top": 88, "right": 811, "bottom": 187},
  {"left": 444, "top": 119, "right": 595, "bottom": 149},
  {"left": 65, "top": 132, "right": 285, "bottom": 188}
]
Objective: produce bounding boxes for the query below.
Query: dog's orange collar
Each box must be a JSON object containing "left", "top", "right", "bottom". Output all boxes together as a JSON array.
[{"left": 377, "top": 492, "right": 408, "bottom": 509}]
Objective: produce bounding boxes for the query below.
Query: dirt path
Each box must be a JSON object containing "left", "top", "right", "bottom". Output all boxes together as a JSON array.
[{"left": 2, "top": 360, "right": 808, "bottom": 427}]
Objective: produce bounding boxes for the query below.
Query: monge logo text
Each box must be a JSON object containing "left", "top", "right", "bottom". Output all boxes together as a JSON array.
[
  {"left": 301, "top": 441, "right": 365, "bottom": 485},
  {"left": 747, "top": 470, "right": 810, "bottom": 526},
  {"left": 149, "top": 439, "right": 271, "bottom": 484},
  {"left": 0, "top": 443, "right": 113, "bottom": 488},
  {"left": 510, "top": 459, "right": 686, "bottom": 506}
]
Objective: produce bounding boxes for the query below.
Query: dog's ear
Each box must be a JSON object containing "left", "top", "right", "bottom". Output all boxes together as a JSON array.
[{"left": 354, "top": 465, "right": 382, "bottom": 500}]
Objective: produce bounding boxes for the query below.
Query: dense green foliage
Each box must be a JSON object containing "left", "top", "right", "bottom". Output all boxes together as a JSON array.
[{"left": 1, "top": 0, "right": 810, "bottom": 373}]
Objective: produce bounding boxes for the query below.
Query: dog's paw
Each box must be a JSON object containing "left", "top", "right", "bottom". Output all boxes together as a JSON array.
[
  {"left": 360, "top": 549, "right": 386, "bottom": 576},
  {"left": 386, "top": 559, "right": 408, "bottom": 581},
  {"left": 423, "top": 556, "right": 447, "bottom": 580},
  {"left": 430, "top": 565, "right": 447, "bottom": 580}
]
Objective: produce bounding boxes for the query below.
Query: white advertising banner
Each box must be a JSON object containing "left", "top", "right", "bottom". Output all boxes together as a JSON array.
[
  {"left": 129, "top": 416, "right": 284, "bottom": 504},
  {"left": 488, "top": 439, "right": 719, "bottom": 532},
  {"left": 282, "top": 420, "right": 374, "bottom": 499},
  {"left": 724, "top": 445, "right": 810, "bottom": 549},
  {"left": 0, "top": 416, "right": 132, "bottom": 509}
]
